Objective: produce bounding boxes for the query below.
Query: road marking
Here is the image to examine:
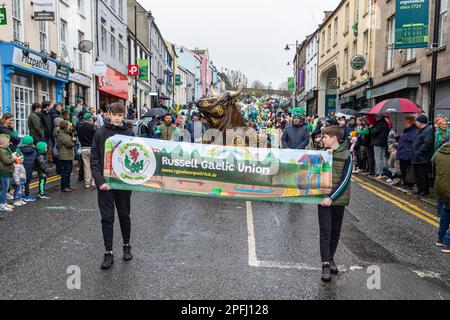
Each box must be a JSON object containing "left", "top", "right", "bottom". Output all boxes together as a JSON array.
[
  {"left": 246, "top": 201, "right": 259, "bottom": 267},
  {"left": 353, "top": 179, "right": 439, "bottom": 228},
  {"left": 245, "top": 201, "right": 363, "bottom": 272},
  {"left": 353, "top": 176, "right": 438, "bottom": 221}
]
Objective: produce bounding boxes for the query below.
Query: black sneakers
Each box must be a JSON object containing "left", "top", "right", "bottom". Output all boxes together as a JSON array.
[
  {"left": 101, "top": 252, "right": 114, "bottom": 270},
  {"left": 321, "top": 263, "right": 331, "bottom": 282},
  {"left": 123, "top": 244, "right": 133, "bottom": 261},
  {"left": 329, "top": 259, "right": 339, "bottom": 274}
]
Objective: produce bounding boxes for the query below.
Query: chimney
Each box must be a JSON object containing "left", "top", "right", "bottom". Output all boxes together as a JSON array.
[{"left": 323, "top": 11, "right": 334, "bottom": 22}]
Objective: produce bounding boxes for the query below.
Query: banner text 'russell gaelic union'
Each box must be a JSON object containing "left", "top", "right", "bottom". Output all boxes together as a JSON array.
[{"left": 104, "top": 135, "right": 333, "bottom": 204}]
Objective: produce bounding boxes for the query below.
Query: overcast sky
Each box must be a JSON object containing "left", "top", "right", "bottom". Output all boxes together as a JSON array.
[{"left": 140, "top": 0, "right": 340, "bottom": 88}]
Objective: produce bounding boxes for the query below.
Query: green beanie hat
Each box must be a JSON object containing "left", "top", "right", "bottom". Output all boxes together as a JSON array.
[
  {"left": 83, "top": 113, "right": 93, "bottom": 120},
  {"left": 36, "top": 142, "right": 48, "bottom": 155},
  {"left": 65, "top": 105, "right": 71, "bottom": 111},
  {"left": 22, "top": 135, "right": 34, "bottom": 145}
]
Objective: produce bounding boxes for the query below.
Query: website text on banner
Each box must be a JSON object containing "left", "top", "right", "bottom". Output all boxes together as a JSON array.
[{"left": 104, "top": 135, "right": 333, "bottom": 204}]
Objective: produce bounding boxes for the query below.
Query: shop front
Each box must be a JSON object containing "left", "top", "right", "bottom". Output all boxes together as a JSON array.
[
  {"left": 98, "top": 66, "right": 129, "bottom": 109},
  {"left": 338, "top": 80, "right": 369, "bottom": 112},
  {"left": 68, "top": 72, "right": 92, "bottom": 106},
  {"left": 367, "top": 73, "right": 420, "bottom": 105},
  {"left": 304, "top": 90, "right": 317, "bottom": 116},
  {"left": 0, "top": 42, "right": 70, "bottom": 136}
]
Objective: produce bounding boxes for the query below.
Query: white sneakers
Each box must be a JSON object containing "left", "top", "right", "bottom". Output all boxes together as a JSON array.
[
  {"left": 0, "top": 204, "right": 13, "bottom": 212},
  {"left": 13, "top": 201, "right": 26, "bottom": 207}
]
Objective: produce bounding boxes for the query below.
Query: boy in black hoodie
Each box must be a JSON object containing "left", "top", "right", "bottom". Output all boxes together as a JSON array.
[{"left": 91, "top": 102, "right": 134, "bottom": 270}]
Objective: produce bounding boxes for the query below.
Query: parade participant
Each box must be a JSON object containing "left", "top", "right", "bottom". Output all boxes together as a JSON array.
[
  {"left": 318, "top": 125, "right": 352, "bottom": 282},
  {"left": 91, "top": 102, "right": 134, "bottom": 270},
  {"left": 57, "top": 121, "right": 76, "bottom": 193},
  {"left": 185, "top": 112, "right": 205, "bottom": 143},
  {"left": 281, "top": 113, "right": 310, "bottom": 150},
  {"left": 433, "top": 141, "right": 450, "bottom": 253},
  {"left": 155, "top": 113, "right": 180, "bottom": 141},
  {"left": 0, "top": 135, "right": 17, "bottom": 213},
  {"left": 411, "top": 115, "right": 434, "bottom": 196}
]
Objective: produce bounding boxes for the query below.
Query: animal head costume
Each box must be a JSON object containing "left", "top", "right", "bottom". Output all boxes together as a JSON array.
[{"left": 196, "top": 84, "right": 246, "bottom": 131}]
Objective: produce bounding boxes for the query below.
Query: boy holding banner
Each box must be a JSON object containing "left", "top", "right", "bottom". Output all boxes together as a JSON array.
[
  {"left": 91, "top": 102, "right": 135, "bottom": 270},
  {"left": 318, "top": 125, "right": 353, "bottom": 282}
]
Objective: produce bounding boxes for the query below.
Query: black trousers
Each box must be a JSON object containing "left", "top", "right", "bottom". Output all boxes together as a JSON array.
[
  {"left": 318, "top": 205, "right": 345, "bottom": 263},
  {"left": 400, "top": 160, "right": 413, "bottom": 187},
  {"left": 98, "top": 189, "right": 132, "bottom": 251},
  {"left": 414, "top": 163, "right": 430, "bottom": 194}
]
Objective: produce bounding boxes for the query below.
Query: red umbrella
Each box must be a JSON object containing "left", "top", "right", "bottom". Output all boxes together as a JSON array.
[{"left": 369, "top": 98, "right": 422, "bottom": 114}]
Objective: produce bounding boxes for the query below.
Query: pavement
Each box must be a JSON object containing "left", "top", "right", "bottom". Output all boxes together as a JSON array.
[{"left": 0, "top": 169, "right": 449, "bottom": 300}]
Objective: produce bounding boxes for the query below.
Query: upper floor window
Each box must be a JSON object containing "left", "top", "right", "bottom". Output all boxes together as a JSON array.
[
  {"left": 439, "top": 0, "right": 448, "bottom": 47},
  {"left": 110, "top": 0, "right": 115, "bottom": 11},
  {"left": 60, "top": 19, "right": 67, "bottom": 44},
  {"left": 118, "top": 0, "right": 123, "bottom": 18},
  {"left": 12, "top": 0, "right": 22, "bottom": 41},
  {"left": 77, "top": 0, "right": 85, "bottom": 14},
  {"left": 39, "top": 21, "right": 48, "bottom": 52},
  {"left": 386, "top": 16, "right": 395, "bottom": 70}
]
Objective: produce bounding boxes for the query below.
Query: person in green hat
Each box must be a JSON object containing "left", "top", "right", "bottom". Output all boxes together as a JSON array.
[
  {"left": 18, "top": 136, "right": 39, "bottom": 202},
  {"left": 281, "top": 112, "right": 310, "bottom": 150},
  {"left": 36, "top": 142, "right": 50, "bottom": 199}
]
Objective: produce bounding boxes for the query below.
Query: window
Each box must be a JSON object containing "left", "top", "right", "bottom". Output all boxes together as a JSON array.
[
  {"left": 406, "top": 48, "right": 416, "bottom": 61},
  {"left": 386, "top": 16, "right": 395, "bottom": 70},
  {"left": 439, "top": 0, "right": 448, "bottom": 47},
  {"left": 119, "top": 34, "right": 124, "bottom": 63},
  {"left": 322, "top": 31, "right": 326, "bottom": 53},
  {"left": 344, "top": 48, "right": 349, "bottom": 81},
  {"left": 101, "top": 19, "right": 107, "bottom": 52},
  {"left": 60, "top": 19, "right": 67, "bottom": 44},
  {"left": 345, "top": 3, "right": 350, "bottom": 33},
  {"left": 77, "top": 0, "right": 84, "bottom": 14},
  {"left": 78, "top": 31, "right": 84, "bottom": 70},
  {"left": 363, "top": 30, "right": 369, "bottom": 62},
  {"left": 366, "top": 0, "right": 371, "bottom": 14},
  {"left": 327, "top": 25, "right": 332, "bottom": 50},
  {"left": 12, "top": 0, "right": 22, "bottom": 41},
  {"left": 118, "top": 0, "right": 123, "bottom": 18},
  {"left": 334, "top": 18, "right": 339, "bottom": 45},
  {"left": 110, "top": 0, "right": 115, "bottom": 11},
  {"left": 110, "top": 27, "right": 116, "bottom": 58},
  {"left": 352, "top": 40, "right": 357, "bottom": 77},
  {"left": 354, "top": 0, "right": 359, "bottom": 24},
  {"left": 39, "top": 22, "right": 48, "bottom": 52}
]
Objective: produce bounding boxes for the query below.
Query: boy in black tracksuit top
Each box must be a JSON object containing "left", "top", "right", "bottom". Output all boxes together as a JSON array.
[{"left": 91, "top": 103, "right": 134, "bottom": 270}]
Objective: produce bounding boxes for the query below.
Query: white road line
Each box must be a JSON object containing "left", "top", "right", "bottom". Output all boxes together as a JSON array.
[
  {"left": 246, "top": 201, "right": 260, "bottom": 267},
  {"left": 246, "top": 201, "right": 364, "bottom": 272}
]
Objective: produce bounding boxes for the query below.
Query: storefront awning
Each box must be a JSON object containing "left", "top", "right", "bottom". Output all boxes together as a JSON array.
[{"left": 367, "top": 73, "right": 420, "bottom": 99}]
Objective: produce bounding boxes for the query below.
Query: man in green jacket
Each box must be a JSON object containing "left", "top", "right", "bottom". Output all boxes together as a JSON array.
[
  {"left": 28, "top": 103, "right": 45, "bottom": 144},
  {"left": 433, "top": 142, "right": 450, "bottom": 253},
  {"left": 57, "top": 121, "right": 76, "bottom": 192}
]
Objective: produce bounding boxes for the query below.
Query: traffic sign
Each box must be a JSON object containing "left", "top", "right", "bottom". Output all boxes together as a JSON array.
[
  {"left": 0, "top": 8, "right": 7, "bottom": 25},
  {"left": 128, "top": 64, "right": 139, "bottom": 77}
]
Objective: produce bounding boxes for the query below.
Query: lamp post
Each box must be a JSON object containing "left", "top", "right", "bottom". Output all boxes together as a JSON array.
[{"left": 429, "top": 0, "right": 441, "bottom": 123}]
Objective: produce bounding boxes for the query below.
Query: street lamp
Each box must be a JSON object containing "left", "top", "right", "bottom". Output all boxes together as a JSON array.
[{"left": 284, "top": 42, "right": 298, "bottom": 51}]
